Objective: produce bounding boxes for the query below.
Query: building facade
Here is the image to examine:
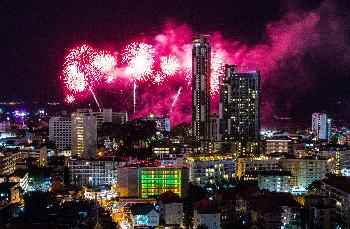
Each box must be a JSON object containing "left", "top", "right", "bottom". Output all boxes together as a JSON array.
[
  {"left": 320, "top": 176, "right": 350, "bottom": 226},
  {"left": 192, "top": 34, "right": 211, "bottom": 140},
  {"left": 312, "top": 113, "right": 331, "bottom": 140},
  {"left": 237, "top": 156, "right": 280, "bottom": 179},
  {"left": 68, "top": 159, "right": 123, "bottom": 187},
  {"left": 265, "top": 137, "right": 292, "bottom": 155},
  {"left": 258, "top": 171, "right": 291, "bottom": 192},
  {"left": 280, "top": 157, "right": 329, "bottom": 194},
  {"left": 49, "top": 116, "right": 71, "bottom": 151},
  {"left": 71, "top": 111, "right": 97, "bottom": 159},
  {"left": 219, "top": 65, "right": 261, "bottom": 142},
  {"left": 186, "top": 154, "right": 236, "bottom": 187},
  {"left": 138, "top": 166, "right": 189, "bottom": 198}
]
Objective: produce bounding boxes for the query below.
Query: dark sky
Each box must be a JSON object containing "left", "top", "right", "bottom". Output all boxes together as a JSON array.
[{"left": 0, "top": 0, "right": 349, "bottom": 126}]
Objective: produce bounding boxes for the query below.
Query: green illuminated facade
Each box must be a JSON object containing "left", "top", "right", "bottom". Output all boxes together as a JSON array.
[{"left": 138, "top": 167, "right": 188, "bottom": 198}]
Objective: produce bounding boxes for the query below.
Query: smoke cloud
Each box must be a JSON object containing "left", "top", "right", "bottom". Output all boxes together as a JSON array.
[{"left": 92, "top": 1, "right": 349, "bottom": 127}]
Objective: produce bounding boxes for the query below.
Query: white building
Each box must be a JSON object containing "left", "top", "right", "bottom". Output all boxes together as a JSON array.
[
  {"left": 159, "top": 202, "right": 183, "bottom": 227},
  {"left": 193, "top": 209, "right": 221, "bottom": 229},
  {"left": 186, "top": 154, "right": 236, "bottom": 187},
  {"left": 342, "top": 168, "right": 350, "bottom": 177},
  {"left": 312, "top": 113, "right": 331, "bottom": 140},
  {"left": 71, "top": 111, "right": 97, "bottom": 159},
  {"left": 68, "top": 158, "right": 124, "bottom": 187},
  {"left": 237, "top": 156, "right": 280, "bottom": 179},
  {"left": 76, "top": 109, "right": 128, "bottom": 129},
  {"left": 258, "top": 171, "right": 291, "bottom": 192},
  {"left": 49, "top": 116, "right": 71, "bottom": 151},
  {"left": 265, "top": 137, "right": 292, "bottom": 154},
  {"left": 280, "top": 157, "right": 329, "bottom": 194}
]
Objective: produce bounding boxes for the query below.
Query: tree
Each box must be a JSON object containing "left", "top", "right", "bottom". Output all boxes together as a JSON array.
[
  {"left": 24, "top": 191, "right": 55, "bottom": 220},
  {"left": 170, "top": 122, "right": 191, "bottom": 138},
  {"left": 307, "top": 180, "right": 321, "bottom": 195}
]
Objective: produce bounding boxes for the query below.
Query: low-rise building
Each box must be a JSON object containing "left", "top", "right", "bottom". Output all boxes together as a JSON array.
[
  {"left": 237, "top": 156, "right": 280, "bottom": 179},
  {"left": 249, "top": 193, "right": 301, "bottom": 229},
  {"left": 8, "top": 169, "right": 29, "bottom": 192},
  {"left": 117, "top": 163, "right": 189, "bottom": 198},
  {"left": 304, "top": 195, "right": 337, "bottom": 229},
  {"left": 280, "top": 156, "right": 329, "bottom": 194},
  {"left": 130, "top": 203, "right": 159, "bottom": 227},
  {"left": 159, "top": 191, "right": 183, "bottom": 228},
  {"left": 186, "top": 154, "right": 236, "bottom": 187},
  {"left": 258, "top": 171, "right": 291, "bottom": 193},
  {"left": 0, "top": 182, "right": 20, "bottom": 208},
  {"left": 320, "top": 176, "right": 350, "bottom": 226},
  {"left": 193, "top": 199, "right": 221, "bottom": 229},
  {"left": 68, "top": 158, "right": 125, "bottom": 187},
  {"left": 265, "top": 137, "right": 292, "bottom": 155}
]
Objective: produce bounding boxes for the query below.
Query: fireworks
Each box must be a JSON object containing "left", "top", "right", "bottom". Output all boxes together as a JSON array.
[
  {"left": 170, "top": 87, "right": 182, "bottom": 113},
  {"left": 211, "top": 53, "right": 226, "bottom": 95},
  {"left": 122, "top": 42, "right": 155, "bottom": 81},
  {"left": 160, "top": 55, "right": 180, "bottom": 76},
  {"left": 65, "top": 95, "right": 75, "bottom": 103},
  {"left": 91, "top": 51, "right": 117, "bottom": 82},
  {"left": 63, "top": 64, "right": 86, "bottom": 92},
  {"left": 152, "top": 71, "right": 167, "bottom": 85}
]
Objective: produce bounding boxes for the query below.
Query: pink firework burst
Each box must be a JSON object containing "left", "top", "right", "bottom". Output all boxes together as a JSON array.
[
  {"left": 65, "top": 95, "right": 75, "bottom": 103},
  {"left": 63, "top": 44, "right": 100, "bottom": 85},
  {"left": 122, "top": 42, "right": 155, "bottom": 81},
  {"left": 211, "top": 53, "right": 226, "bottom": 95},
  {"left": 152, "top": 71, "right": 167, "bottom": 85},
  {"left": 91, "top": 51, "right": 117, "bottom": 83},
  {"left": 160, "top": 55, "right": 180, "bottom": 76},
  {"left": 63, "top": 64, "right": 86, "bottom": 92}
]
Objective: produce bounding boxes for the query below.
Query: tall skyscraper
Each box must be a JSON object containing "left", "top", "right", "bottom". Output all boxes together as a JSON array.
[
  {"left": 49, "top": 116, "right": 71, "bottom": 151},
  {"left": 219, "top": 65, "right": 261, "bottom": 142},
  {"left": 71, "top": 111, "right": 97, "bottom": 159},
  {"left": 192, "top": 34, "right": 211, "bottom": 140},
  {"left": 312, "top": 113, "right": 331, "bottom": 140}
]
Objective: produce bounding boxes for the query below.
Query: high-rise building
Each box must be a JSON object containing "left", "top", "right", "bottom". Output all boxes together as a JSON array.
[
  {"left": 71, "top": 111, "right": 97, "bottom": 159},
  {"left": 312, "top": 113, "right": 331, "bottom": 140},
  {"left": 76, "top": 108, "right": 128, "bottom": 129},
  {"left": 49, "top": 116, "right": 71, "bottom": 151},
  {"left": 219, "top": 65, "right": 261, "bottom": 142},
  {"left": 209, "top": 113, "right": 220, "bottom": 141},
  {"left": 192, "top": 34, "right": 211, "bottom": 140}
]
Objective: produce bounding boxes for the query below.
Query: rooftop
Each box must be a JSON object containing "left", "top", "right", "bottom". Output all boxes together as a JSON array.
[
  {"left": 322, "top": 176, "right": 350, "bottom": 194},
  {"left": 130, "top": 203, "right": 157, "bottom": 215}
]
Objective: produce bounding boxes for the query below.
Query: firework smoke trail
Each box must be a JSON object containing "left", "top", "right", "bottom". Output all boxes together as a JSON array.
[
  {"left": 170, "top": 87, "right": 182, "bottom": 113},
  {"left": 133, "top": 80, "right": 136, "bottom": 114},
  {"left": 88, "top": 86, "right": 102, "bottom": 112}
]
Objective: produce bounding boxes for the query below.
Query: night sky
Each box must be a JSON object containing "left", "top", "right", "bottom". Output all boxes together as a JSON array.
[{"left": 0, "top": 0, "right": 349, "bottom": 127}]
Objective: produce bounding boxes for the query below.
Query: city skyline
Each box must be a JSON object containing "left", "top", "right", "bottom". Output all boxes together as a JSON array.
[{"left": 1, "top": 0, "right": 350, "bottom": 127}]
